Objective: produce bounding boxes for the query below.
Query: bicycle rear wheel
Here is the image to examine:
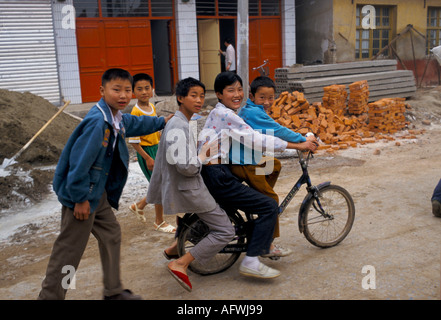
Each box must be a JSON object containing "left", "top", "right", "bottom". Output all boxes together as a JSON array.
[
  {"left": 177, "top": 212, "right": 246, "bottom": 275},
  {"left": 301, "top": 185, "right": 355, "bottom": 248}
]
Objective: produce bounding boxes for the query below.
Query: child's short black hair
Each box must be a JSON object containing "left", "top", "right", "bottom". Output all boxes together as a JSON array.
[
  {"left": 102, "top": 68, "right": 133, "bottom": 86},
  {"left": 132, "top": 73, "right": 153, "bottom": 90},
  {"left": 250, "top": 76, "right": 276, "bottom": 96},
  {"left": 175, "top": 77, "right": 206, "bottom": 106},
  {"left": 214, "top": 72, "right": 243, "bottom": 96}
]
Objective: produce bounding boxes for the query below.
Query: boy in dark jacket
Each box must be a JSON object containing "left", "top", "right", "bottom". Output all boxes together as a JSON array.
[{"left": 38, "top": 68, "right": 171, "bottom": 300}]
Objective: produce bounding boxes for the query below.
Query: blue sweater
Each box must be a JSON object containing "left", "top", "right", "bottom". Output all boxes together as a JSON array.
[
  {"left": 52, "top": 98, "right": 165, "bottom": 212},
  {"left": 232, "top": 99, "right": 306, "bottom": 165},
  {"left": 239, "top": 99, "right": 306, "bottom": 143}
]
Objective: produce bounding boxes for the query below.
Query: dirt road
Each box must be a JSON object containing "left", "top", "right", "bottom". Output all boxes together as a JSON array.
[
  {"left": 1, "top": 86, "right": 441, "bottom": 302},
  {"left": 0, "top": 123, "right": 440, "bottom": 301}
]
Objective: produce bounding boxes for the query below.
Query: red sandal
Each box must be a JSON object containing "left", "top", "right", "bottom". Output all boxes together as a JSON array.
[{"left": 167, "top": 267, "right": 192, "bottom": 292}]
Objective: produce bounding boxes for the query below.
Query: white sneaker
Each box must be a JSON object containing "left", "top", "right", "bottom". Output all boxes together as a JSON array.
[
  {"left": 261, "top": 244, "right": 292, "bottom": 258},
  {"left": 239, "top": 262, "right": 281, "bottom": 279}
]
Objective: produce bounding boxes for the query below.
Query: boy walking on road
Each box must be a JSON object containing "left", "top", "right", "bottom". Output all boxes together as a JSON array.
[{"left": 38, "top": 68, "right": 171, "bottom": 300}]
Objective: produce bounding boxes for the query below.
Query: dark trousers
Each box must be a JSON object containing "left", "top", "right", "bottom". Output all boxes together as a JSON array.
[
  {"left": 201, "top": 164, "right": 278, "bottom": 257},
  {"left": 432, "top": 179, "right": 441, "bottom": 202},
  {"left": 38, "top": 193, "right": 123, "bottom": 300},
  {"left": 229, "top": 157, "right": 282, "bottom": 238}
]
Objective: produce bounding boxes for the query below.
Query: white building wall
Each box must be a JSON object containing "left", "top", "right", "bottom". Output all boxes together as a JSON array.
[
  {"left": 174, "top": 0, "right": 200, "bottom": 80},
  {"left": 282, "top": 0, "right": 296, "bottom": 66},
  {"left": 52, "top": 0, "right": 82, "bottom": 104}
]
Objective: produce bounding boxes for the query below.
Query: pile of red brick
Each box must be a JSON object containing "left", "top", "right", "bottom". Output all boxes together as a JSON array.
[
  {"left": 323, "top": 85, "right": 347, "bottom": 114},
  {"left": 348, "top": 80, "right": 369, "bottom": 115},
  {"left": 368, "top": 98, "right": 407, "bottom": 134},
  {"left": 268, "top": 83, "right": 420, "bottom": 152}
]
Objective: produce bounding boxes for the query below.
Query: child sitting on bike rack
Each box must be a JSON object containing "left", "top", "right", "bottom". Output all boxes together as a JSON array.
[
  {"left": 199, "top": 72, "right": 317, "bottom": 279},
  {"left": 230, "top": 76, "right": 318, "bottom": 255},
  {"left": 146, "top": 77, "right": 235, "bottom": 292}
]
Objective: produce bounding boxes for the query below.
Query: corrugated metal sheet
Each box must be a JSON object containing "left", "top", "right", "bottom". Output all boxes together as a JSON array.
[{"left": 0, "top": 0, "right": 61, "bottom": 104}]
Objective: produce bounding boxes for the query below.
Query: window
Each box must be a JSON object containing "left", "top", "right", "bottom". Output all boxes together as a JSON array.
[
  {"left": 151, "top": 0, "right": 173, "bottom": 17},
  {"left": 249, "top": 0, "right": 259, "bottom": 16},
  {"left": 261, "top": 0, "right": 279, "bottom": 16},
  {"left": 427, "top": 7, "right": 441, "bottom": 53},
  {"left": 101, "top": 0, "right": 149, "bottom": 17},
  {"left": 355, "top": 5, "right": 394, "bottom": 59},
  {"left": 218, "top": 0, "right": 237, "bottom": 16},
  {"left": 195, "top": 0, "right": 279, "bottom": 17},
  {"left": 196, "top": 0, "right": 216, "bottom": 16},
  {"left": 74, "top": 0, "right": 99, "bottom": 18},
  {"left": 74, "top": 0, "right": 173, "bottom": 18},
  {"left": 249, "top": 0, "right": 279, "bottom": 17}
]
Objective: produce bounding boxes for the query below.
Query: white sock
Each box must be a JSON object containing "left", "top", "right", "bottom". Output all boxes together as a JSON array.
[{"left": 241, "top": 256, "right": 260, "bottom": 270}]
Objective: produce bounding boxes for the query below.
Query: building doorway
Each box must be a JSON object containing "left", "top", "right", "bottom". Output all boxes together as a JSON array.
[
  {"left": 151, "top": 20, "right": 175, "bottom": 95},
  {"left": 219, "top": 19, "right": 236, "bottom": 72},
  {"left": 195, "top": 0, "right": 282, "bottom": 81}
]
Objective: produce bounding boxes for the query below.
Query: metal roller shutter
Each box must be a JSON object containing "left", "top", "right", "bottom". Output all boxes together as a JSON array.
[{"left": 0, "top": 0, "right": 60, "bottom": 104}]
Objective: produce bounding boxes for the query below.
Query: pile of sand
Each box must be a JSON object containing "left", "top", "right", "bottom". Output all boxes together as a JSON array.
[
  {"left": 0, "top": 89, "right": 80, "bottom": 210},
  {"left": 0, "top": 89, "right": 80, "bottom": 165},
  {"left": 406, "top": 86, "right": 441, "bottom": 122}
]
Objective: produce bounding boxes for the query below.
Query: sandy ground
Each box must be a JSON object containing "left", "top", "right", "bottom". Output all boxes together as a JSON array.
[{"left": 0, "top": 88, "right": 441, "bottom": 301}]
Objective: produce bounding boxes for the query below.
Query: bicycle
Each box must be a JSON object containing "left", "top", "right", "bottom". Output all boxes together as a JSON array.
[
  {"left": 175, "top": 149, "right": 355, "bottom": 275},
  {"left": 252, "top": 59, "right": 270, "bottom": 77}
]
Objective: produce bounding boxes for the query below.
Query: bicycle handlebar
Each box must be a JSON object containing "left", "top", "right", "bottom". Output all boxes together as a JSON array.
[
  {"left": 252, "top": 59, "right": 269, "bottom": 71},
  {"left": 296, "top": 132, "right": 317, "bottom": 166}
]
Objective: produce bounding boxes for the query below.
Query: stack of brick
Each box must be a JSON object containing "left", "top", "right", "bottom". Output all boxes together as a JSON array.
[
  {"left": 268, "top": 91, "right": 415, "bottom": 153},
  {"left": 348, "top": 80, "right": 369, "bottom": 115},
  {"left": 322, "top": 85, "right": 348, "bottom": 115},
  {"left": 268, "top": 91, "right": 373, "bottom": 150},
  {"left": 368, "top": 98, "right": 408, "bottom": 134}
]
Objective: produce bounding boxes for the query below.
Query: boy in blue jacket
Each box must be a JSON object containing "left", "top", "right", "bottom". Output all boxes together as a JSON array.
[
  {"left": 38, "top": 68, "right": 171, "bottom": 300},
  {"left": 230, "top": 76, "right": 317, "bottom": 257}
]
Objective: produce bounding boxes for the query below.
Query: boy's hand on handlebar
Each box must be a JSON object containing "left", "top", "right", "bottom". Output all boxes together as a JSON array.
[
  {"left": 305, "top": 134, "right": 319, "bottom": 152},
  {"left": 306, "top": 134, "right": 318, "bottom": 144},
  {"left": 299, "top": 140, "right": 318, "bottom": 152},
  {"left": 286, "top": 140, "right": 318, "bottom": 153}
]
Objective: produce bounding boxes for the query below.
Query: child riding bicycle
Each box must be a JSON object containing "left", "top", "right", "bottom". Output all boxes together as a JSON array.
[
  {"left": 199, "top": 72, "right": 317, "bottom": 279},
  {"left": 146, "top": 77, "right": 234, "bottom": 292},
  {"left": 230, "top": 76, "right": 318, "bottom": 254}
]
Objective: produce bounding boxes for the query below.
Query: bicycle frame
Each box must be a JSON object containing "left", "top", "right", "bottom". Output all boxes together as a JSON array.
[
  {"left": 277, "top": 151, "right": 330, "bottom": 233},
  {"left": 278, "top": 156, "right": 311, "bottom": 214},
  {"left": 278, "top": 151, "right": 314, "bottom": 214}
]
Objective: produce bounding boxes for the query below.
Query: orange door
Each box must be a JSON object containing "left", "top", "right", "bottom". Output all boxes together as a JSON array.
[
  {"left": 76, "top": 20, "right": 106, "bottom": 102},
  {"left": 76, "top": 19, "right": 154, "bottom": 102},
  {"left": 249, "top": 18, "right": 282, "bottom": 81}
]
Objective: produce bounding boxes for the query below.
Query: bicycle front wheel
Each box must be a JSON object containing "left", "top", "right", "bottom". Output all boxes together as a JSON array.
[
  {"left": 177, "top": 212, "right": 246, "bottom": 275},
  {"left": 301, "top": 185, "right": 355, "bottom": 248}
]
